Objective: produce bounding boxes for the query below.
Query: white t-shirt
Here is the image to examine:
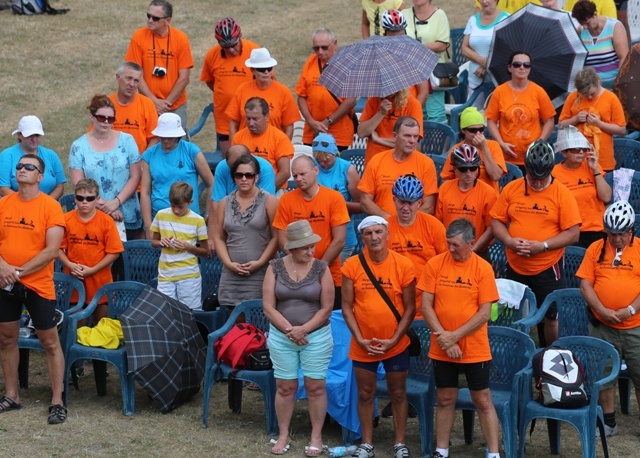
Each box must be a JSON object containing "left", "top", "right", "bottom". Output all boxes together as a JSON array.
[{"left": 464, "top": 11, "right": 510, "bottom": 89}]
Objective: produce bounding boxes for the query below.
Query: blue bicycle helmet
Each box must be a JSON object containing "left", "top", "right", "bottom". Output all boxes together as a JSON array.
[{"left": 392, "top": 174, "right": 424, "bottom": 202}]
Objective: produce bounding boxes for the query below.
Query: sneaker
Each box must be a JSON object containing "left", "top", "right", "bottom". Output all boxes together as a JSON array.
[
  {"left": 596, "top": 423, "right": 619, "bottom": 438},
  {"left": 430, "top": 452, "right": 446, "bottom": 458},
  {"left": 351, "top": 443, "right": 375, "bottom": 458},
  {"left": 394, "top": 443, "right": 411, "bottom": 458}
]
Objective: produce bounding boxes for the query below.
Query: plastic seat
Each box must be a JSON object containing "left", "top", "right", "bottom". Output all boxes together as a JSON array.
[
  {"left": 58, "top": 194, "right": 77, "bottom": 213},
  {"left": 431, "top": 155, "right": 446, "bottom": 187},
  {"left": 489, "top": 240, "right": 507, "bottom": 279},
  {"left": 421, "top": 121, "right": 457, "bottom": 157},
  {"left": 339, "top": 148, "right": 365, "bottom": 177},
  {"left": 564, "top": 246, "right": 586, "bottom": 289},
  {"left": 498, "top": 163, "right": 523, "bottom": 192},
  {"left": 492, "top": 282, "right": 537, "bottom": 330},
  {"left": 202, "top": 299, "right": 277, "bottom": 435},
  {"left": 375, "top": 320, "right": 435, "bottom": 458},
  {"left": 122, "top": 240, "right": 161, "bottom": 285},
  {"left": 194, "top": 254, "right": 227, "bottom": 335},
  {"left": 456, "top": 326, "right": 535, "bottom": 458},
  {"left": 64, "top": 281, "right": 147, "bottom": 415},
  {"left": 613, "top": 137, "right": 640, "bottom": 170},
  {"left": 518, "top": 336, "right": 620, "bottom": 458}
]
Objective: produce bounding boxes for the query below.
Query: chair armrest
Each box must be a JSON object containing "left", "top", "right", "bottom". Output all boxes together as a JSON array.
[
  {"left": 205, "top": 304, "right": 250, "bottom": 360},
  {"left": 188, "top": 103, "right": 213, "bottom": 138},
  {"left": 596, "top": 351, "right": 621, "bottom": 388},
  {"left": 513, "top": 295, "right": 551, "bottom": 332}
]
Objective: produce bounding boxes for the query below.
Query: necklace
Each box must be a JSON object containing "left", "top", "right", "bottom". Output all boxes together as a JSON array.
[
  {"left": 289, "top": 257, "right": 311, "bottom": 282},
  {"left": 92, "top": 132, "right": 110, "bottom": 144},
  {"left": 509, "top": 81, "right": 528, "bottom": 102}
]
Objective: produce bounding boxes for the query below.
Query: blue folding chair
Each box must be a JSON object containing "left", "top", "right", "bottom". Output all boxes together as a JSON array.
[
  {"left": 564, "top": 246, "right": 586, "bottom": 289},
  {"left": 339, "top": 148, "right": 365, "bottom": 177},
  {"left": 122, "top": 240, "right": 161, "bottom": 285},
  {"left": 58, "top": 194, "right": 77, "bottom": 212},
  {"left": 432, "top": 155, "right": 446, "bottom": 188},
  {"left": 202, "top": 299, "right": 277, "bottom": 435},
  {"left": 492, "top": 282, "right": 537, "bottom": 330},
  {"left": 499, "top": 163, "right": 523, "bottom": 192},
  {"left": 188, "top": 102, "right": 223, "bottom": 172},
  {"left": 489, "top": 240, "right": 507, "bottom": 279},
  {"left": 519, "top": 336, "right": 619, "bottom": 458},
  {"left": 421, "top": 121, "right": 457, "bottom": 157}
]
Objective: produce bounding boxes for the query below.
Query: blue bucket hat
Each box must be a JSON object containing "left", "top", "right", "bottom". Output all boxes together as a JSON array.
[{"left": 312, "top": 133, "right": 338, "bottom": 155}]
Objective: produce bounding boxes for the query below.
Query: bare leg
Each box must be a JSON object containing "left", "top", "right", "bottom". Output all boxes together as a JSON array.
[
  {"left": 219, "top": 139, "right": 230, "bottom": 157},
  {"left": 273, "top": 378, "right": 297, "bottom": 453},
  {"left": 386, "top": 371, "right": 409, "bottom": 444},
  {"left": 35, "top": 327, "right": 65, "bottom": 406},
  {"left": 305, "top": 377, "right": 328, "bottom": 449},
  {"left": 435, "top": 387, "right": 459, "bottom": 449},
  {"left": 471, "top": 388, "right": 501, "bottom": 453},
  {"left": 354, "top": 367, "right": 377, "bottom": 445},
  {"left": 0, "top": 321, "right": 21, "bottom": 405}
]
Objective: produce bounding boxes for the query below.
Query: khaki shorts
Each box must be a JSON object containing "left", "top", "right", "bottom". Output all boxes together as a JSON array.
[{"left": 590, "top": 323, "right": 640, "bottom": 390}]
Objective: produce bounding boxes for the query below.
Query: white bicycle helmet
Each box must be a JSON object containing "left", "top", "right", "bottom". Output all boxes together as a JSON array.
[{"left": 604, "top": 201, "right": 635, "bottom": 234}]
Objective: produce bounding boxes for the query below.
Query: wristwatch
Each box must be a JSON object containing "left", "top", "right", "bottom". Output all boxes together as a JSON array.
[
  {"left": 326, "top": 116, "right": 334, "bottom": 126},
  {"left": 543, "top": 241, "right": 550, "bottom": 252},
  {"left": 628, "top": 305, "right": 636, "bottom": 316}
]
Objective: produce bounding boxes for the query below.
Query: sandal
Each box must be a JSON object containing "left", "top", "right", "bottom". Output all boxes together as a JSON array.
[
  {"left": 351, "top": 443, "right": 375, "bottom": 458},
  {"left": 393, "top": 443, "right": 411, "bottom": 458},
  {"left": 270, "top": 438, "right": 291, "bottom": 455},
  {"left": 47, "top": 404, "right": 67, "bottom": 425},
  {"left": 305, "top": 444, "right": 328, "bottom": 456},
  {"left": 0, "top": 395, "right": 22, "bottom": 413}
]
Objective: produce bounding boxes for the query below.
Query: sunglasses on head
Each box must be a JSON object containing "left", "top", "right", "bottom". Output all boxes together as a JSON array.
[
  {"left": 465, "top": 126, "right": 484, "bottom": 134},
  {"left": 254, "top": 67, "right": 272, "bottom": 73},
  {"left": 94, "top": 114, "right": 116, "bottom": 124},
  {"left": 458, "top": 166, "right": 479, "bottom": 173},
  {"left": 312, "top": 140, "right": 332, "bottom": 148},
  {"left": 613, "top": 249, "right": 623, "bottom": 267},
  {"left": 75, "top": 195, "right": 97, "bottom": 202},
  {"left": 510, "top": 61, "right": 532, "bottom": 69},
  {"left": 16, "top": 163, "right": 42, "bottom": 173},
  {"left": 234, "top": 172, "right": 257, "bottom": 180},
  {"left": 312, "top": 45, "right": 330, "bottom": 52},
  {"left": 146, "top": 13, "right": 168, "bottom": 21}
]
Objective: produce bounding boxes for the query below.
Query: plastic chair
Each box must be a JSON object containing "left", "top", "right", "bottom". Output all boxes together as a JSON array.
[
  {"left": 188, "top": 103, "right": 223, "bottom": 173},
  {"left": 351, "top": 212, "right": 367, "bottom": 255},
  {"left": 431, "top": 155, "right": 446, "bottom": 187},
  {"left": 18, "top": 273, "right": 86, "bottom": 388},
  {"left": 564, "top": 246, "right": 587, "bottom": 289},
  {"left": 194, "top": 254, "right": 227, "bottom": 335},
  {"left": 498, "top": 163, "right": 523, "bottom": 192},
  {"left": 339, "top": 148, "right": 366, "bottom": 177},
  {"left": 63, "top": 281, "right": 147, "bottom": 415},
  {"left": 492, "top": 282, "right": 537, "bottom": 330},
  {"left": 291, "top": 120, "right": 305, "bottom": 145},
  {"left": 613, "top": 137, "right": 640, "bottom": 170},
  {"left": 188, "top": 103, "right": 213, "bottom": 139},
  {"left": 421, "top": 121, "right": 457, "bottom": 157},
  {"left": 122, "top": 240, "right": 162, "bottom": 285},
  {"left": 518, "top": 336, "right": 620, "bottom": 458},
  {"left": 350, "top": 115, "right": 368, "bottom": 149},
  {"left": 202, "top": 299, "right": 277, "bottom": 435},
  {"left": 449, "top": 82, "right": 495, "bottom": 134},
  {"left": 450, "top": 28, "right": 468, "bottom": 69},
  {"left": 375, "top": 320, "right": 435, "bottom": 458},
  {"left": 489, "top": 240, "right": 507, "bottom": 279},
  {"left": 455, "top": 326, "right": 535, "bottom": 458},
  {"left": 58, "top": 194, "right": 77, "bottom": 213}
]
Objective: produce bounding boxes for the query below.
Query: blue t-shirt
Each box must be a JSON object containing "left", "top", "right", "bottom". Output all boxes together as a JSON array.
[
  {"left": 0, "top": 143, "right": 67, "bottom": 194},
  {"left": 142, "top": 140, "right": 201, "bottom": 216},
  {"left": 316, "top": 157, "right": 356, "bottom": 249},
  {"left": 212, "top": 155, "right": 276, "bottom": 202}
]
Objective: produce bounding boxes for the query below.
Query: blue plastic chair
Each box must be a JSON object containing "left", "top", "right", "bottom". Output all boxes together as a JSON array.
[
  {"left": 431, "top": 155, "right": 446, "bottom": 188},
  {"left": 449, "top": 82, "right": 495, "bottom": 134},
  {"left": 421, "top": 121, "right": 457, "bottom": 157},
  {"left": 489, "top": 240, "right": 507, "bottom": 279},
  {"left": 63, "top": 281, "right": 147, "bottom": 415},
  {"left": 499, "top": 162, "right": 523, "bottom": 192},
  {"left": 122, "top": 240, "right": 162, "bottom": 285},
  {"left": 492, "top": 282, "right": 537, "bottom": 330},
  {"left": 613, "top": 137, "right": 640, "bottom": 170},
  {"left": 188, "top": 102, "right": 223, "bottom": 172},
  {"left": 456, "top": 326, "right": 535, "bottom": 458},
  {"left": 58, "top": 194, "right": 77, "bottom": 213},
  {"left": 202, "top": 299, "right": 277, "bottom": 435},
  {"left": 339, "top": 148, "right": 365, "bottom": 177},
  {"left": 564, "top": 246, "right": 586, "bottom": 289},
  {"left": 194, "top": 254, "right": 227, "bottom": 335},
  {"left": 376, "top": 320, "right": 435, "bottom": 458},
  {"left": 518, "top": 336, "right": 620, "bottom": 458},
  {"left": 351, "top": 212, "right": 367, "bottom": 256}
]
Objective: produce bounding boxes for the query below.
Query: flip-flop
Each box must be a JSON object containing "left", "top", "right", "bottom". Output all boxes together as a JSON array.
[
  {"left": 0, "top": 395, "right": 22, "bottom": 413},
  {"left": 305, "top": 444, "right": 328, "bottom": 456},
  {"left": 270, "top": 438, "right": 291, "bottom": 455}
]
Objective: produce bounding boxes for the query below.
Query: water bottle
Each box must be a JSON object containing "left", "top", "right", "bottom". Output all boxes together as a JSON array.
[
  {"left": 328, "top": 445, "right": 358, "bottom": 457},
  {"left": 19, "top": 327, "right": 32, "bottom": 338}
]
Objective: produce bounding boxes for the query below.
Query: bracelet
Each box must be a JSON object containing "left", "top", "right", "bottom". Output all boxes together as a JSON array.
[
  {"left": 115, "top": 196, "right": 122, "bottom": 206},
  {"left": 593, "top": 173, "right": 601, "bottom": 177}
]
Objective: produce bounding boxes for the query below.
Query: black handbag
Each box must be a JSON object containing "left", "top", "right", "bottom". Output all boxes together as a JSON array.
[
  {"left": 358, "top": 253, "right": 421, "bottom": 356},
  {"left": 248, "top": 347, "right": 272, "bottom": 370}
]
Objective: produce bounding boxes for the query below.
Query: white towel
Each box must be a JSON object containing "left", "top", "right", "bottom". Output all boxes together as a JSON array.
[
  {"left": 496, "top": 278, "right": 527, "bottom": 310},
  {"left": 613, "top": 168, "right": 635, "bottom": 202}
]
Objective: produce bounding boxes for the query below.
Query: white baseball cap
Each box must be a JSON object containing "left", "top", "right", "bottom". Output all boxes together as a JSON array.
[
  {"left": 152, "top": 113, "right": 186, "bottom": 138},
  {"left": 12, "top": 115, "right": 45, "bottom": 137},
  {"left": 245, "top": 48, "right": 278, "bottom": 68}
]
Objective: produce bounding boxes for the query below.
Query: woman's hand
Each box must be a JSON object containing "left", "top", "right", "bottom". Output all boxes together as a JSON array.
[
  {"left": 586, "top": 112, "right": 601, "bottom": 126},
  {"left": 576, "top": 111, "right": 588, "bottom": 123},
  {"left": 499, "top": 141, "right": 518, "bottom": 158},
  {"left": 285, "top": 326, "right": 308, "bottom": 345},
  {"left": 379, "top": 99, "right": 392, "bottom": 116},
  {"left": 110, "top": 209, "right": 124, "bottom": 222},
  {"left": 474, "top": 66, "right": 486, "bottom": 79},
  {"left": 586, "top": 149, "right": 599, "bottom": 172},
  {"left": 225, "top": 261, "right": 251, "bottom": 276},
  {"left": 99, "top": 198, "right": 120, "bottom": 215},
  {"left": 241, "top": 260, "right": 262, "bottom": 273}
]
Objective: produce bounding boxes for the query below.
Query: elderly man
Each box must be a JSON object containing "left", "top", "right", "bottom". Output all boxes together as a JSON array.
[
  {"left": 200, "top": 17, "right": 260, "bottom": 156},
  {"left": 295, "top": 28, "right": 357, "bottom": 151},
  {"left": 273, "top": 155, "right": 350, "bottom": 310},
  {"left": 342, "top": 215, "right": 416, "bottom": 458},
  {"left": 359, "top": 116, "right": 438, "bottom": 218},
  {"left": 0, "top": 154, "right": 66, "bottom": 424},
  {"left": 420, "top": 218, "right": 501, "bottom": 458},
  {"left": 125, "top": 0, "right": 194, "bottom": 130},
  {"left": 231, "top": 97, "right": 294, "bottom": 191}
]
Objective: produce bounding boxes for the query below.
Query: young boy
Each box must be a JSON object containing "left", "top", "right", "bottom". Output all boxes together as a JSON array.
[
  {"left": 150, "top": 182, "right": 208, "bottom": 310},
  {"left": 58, "top": 178, "right": 124, "bottom": 322}
]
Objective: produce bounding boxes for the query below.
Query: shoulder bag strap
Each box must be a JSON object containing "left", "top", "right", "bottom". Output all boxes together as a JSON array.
[{"left": 358, "top": 253, "right": 402, "bottom": 324}]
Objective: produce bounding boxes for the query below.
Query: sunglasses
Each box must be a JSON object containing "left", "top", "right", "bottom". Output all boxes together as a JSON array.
[
  {"left": 564, "top": 148, "right": 589, "bottom": 154},
  {"left": 75, "top": 195, "right": 97, "bottom": 202},
  {"left": 94, "top": 114, "right": 116, "bottom": 124},
  {"left": 312, "top": 140, "right": 332, "bottom": 148},
  {"left": 312, "top": 45, "right": 331, "bottom": 52},
  {"left": 254, "top": 67, "right": 273, "bottom": 73},
  {"left": 510, "top": 61, "right": 532, "bottom": 69},
  {"left": 16, "top": 163, "right": 42, "bottom": 173},
  {"left": 234, "top": 172, "right": 257, "bottom": 180},
  {"left": 613, "top": 249, "right": 623, "bottom": 267},
  {"left": 458, "top": 166, "right": 479, "bottom": 173},
  {"left": 146, "top": 13, "right": 168, "bottom": 21},
  {"left": 221, "top": 40, "right": 240, "bottom": 50},
  {"left": 465, "top": 126, "right": 485, "bottom": 134}
]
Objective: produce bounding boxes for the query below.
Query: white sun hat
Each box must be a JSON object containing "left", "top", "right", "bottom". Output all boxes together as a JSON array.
[
  {"left": 152, "top": 113, "right": 186, "bottom": 138},
  {"left": 245, "top": 48, "right": 278, "bottom": 68}
]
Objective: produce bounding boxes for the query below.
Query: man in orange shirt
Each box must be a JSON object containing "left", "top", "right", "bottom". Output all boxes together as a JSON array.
[
  {"left": 491, "top": 141, "right": 581, "bottom": 346},
  {"left": 125, "top": 0, "right": 194, "bottom": 131},
  {"left": 0, "top": 154, "right": 66, "bottom": 424},
  {"left": 231, "top": 97, "right": 294, "bottom": 190},
  {"left": 200, "top": 17, "right": 260, "bottom": 156},
  {"left": 296, "top": 28, "right": 357, "bottom": 151},
  {"left": 342, "top": 215, "right": 416, "bottom": 458},
  {"left": 420, "top": 218, "right": 501, "bottom": 458}
]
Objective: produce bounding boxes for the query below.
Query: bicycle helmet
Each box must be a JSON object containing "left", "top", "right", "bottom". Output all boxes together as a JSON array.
[
  {"left": 381, "top": 10, "right": 407, "bottom": 31},
  {"left": 451, "top": 144, "right": 481, "bottom": 168},
  {"left": 524, "top": 140, "right": 555, "bottom": 180},
  {"left": 392, "top": 174, "right": 424, "bottom": 202},
  {"left": 604, "top": 200, "right": 635, "bottom": 234},
  {"left": 215, "top": 17, "right": 241, "bottom": 47}
]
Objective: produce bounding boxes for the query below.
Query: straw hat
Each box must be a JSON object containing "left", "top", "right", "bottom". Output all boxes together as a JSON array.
[{"left": 284, "top": 220, "right": 321, "bottom": 250}]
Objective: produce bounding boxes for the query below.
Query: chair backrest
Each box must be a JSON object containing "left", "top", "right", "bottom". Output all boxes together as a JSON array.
[
  {"left": 613, "top": 137, "right": 640, "bottom": 170},
  {"left": 431, "top": 155, "right": 446, "bottom": 187},
  {"left": 351, "top": 212, "right": 367, "bottom": 255},
  {"left": 628, "top": 171, "right": 640, "bottom": 215},
  {"left": 499, "top": 163, "right": 523, "bottom": 192},
  {"left": 339, "top": 148, "right": 366, "bottom": 177},
  {"left": 235, "top": 299, "right": 270, "bottom": 333},
  {"left": 450, "top": 27, "right": 468, "bottom": 68},
  {"left": 546, "top": 130, "right": 558, "bottom": 149},
  {"left": 354, "top": 97, "right": 367, "bottom": 114},
  {"left": 122, "top": 240, "right": 162, "bottom": 284},
  {"left": 489, "top": 240, "right": 507, "bottom": 278},
  {"left": 291, "top": 120, "right": 305, "bottom": 145},
  {"left": 97, "top": 281, "right": 148, "bottom": 320},
  {"left": 200, "top": 254, "right": 223, "bottom": 300},
  {"left": 54, "top": 272, "right": 86, "bottom": 312},
  {"left": 564, "top": 246, "right": 586, "bottom": 289},
  {"left": 58, "top": 194, "right": 77, "bottom": 213},
  {"left": 421, "top": 121, "right": 457, "bottom": 157},
  {"left": 490, "top": 285, "right": 536, "bottom": 328},
  {"left": 545, "top": 288, "right": 591, "bottom": 338},
  {"left": 487, "top": 326, "right": 535, "bottom": 390},
  {"left": 408, "top": 320, "right": 434, "bottom": 381},
  {"left": 293, "top": 145, "right": 313, "bottom": 157},
  {"left": 449, "top": 82, "right": 495, "bottom": 133}
]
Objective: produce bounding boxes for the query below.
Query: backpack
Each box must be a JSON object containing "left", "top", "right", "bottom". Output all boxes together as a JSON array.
[
  {"left": 532, "top": 347, "right": 589, "bottom": 409},
  {"left": 214, "top": 323, "right": 268, "bottom": 369},
  {"left": 11, "top": 0, "right": 68, "bottom": 15}
]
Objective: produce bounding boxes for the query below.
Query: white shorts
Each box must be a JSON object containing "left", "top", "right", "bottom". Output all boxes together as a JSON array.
[{"left": 157, "top": 276, "right": 202, "bottom": 310}]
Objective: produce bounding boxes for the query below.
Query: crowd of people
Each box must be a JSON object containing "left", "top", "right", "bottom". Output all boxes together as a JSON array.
[{"left": 0, "top": 0, "right": 639, "bottom": 457}]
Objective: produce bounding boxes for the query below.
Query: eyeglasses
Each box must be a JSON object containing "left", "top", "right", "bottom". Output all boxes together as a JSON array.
[
  {"left": 510, "top": 61, "right": 532, "bottom": 69},
  {"left": 75, "top": 195, "right": 97, "bottom": 202},
  {"left": 234, "top": 172, "right": 257, "bottom": 180},
  {"left": 146, "top": 13, "right": 168, "bottom": 21},
  {"left": 465, "top": 126, "right": 485, "bottom": 134},
  {"left": 254, "top": 67, "right": 273, "bottom": 73},
  {"left": 15, "top": 163, "right": 42, "bottom": 173},
  {"left": 458, "top": 166, "right": 479, "bottom": 173},
  {"left": 613, "top": 248, "right": 624, "bottom": 267},
  {"left": 94, "top": 114, "right": 116, "bottom": 124},
  {"left": 312, "top": 140, "right": 332, "bottom": 148},
  {"left": 312, "top": 45, "right": 331, "bottom": 52}
]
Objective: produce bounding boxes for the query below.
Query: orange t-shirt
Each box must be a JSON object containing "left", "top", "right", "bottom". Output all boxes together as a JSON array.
[
  {"left": 295, "top": 54, "right": 355, "bottom": 147},
  {"left": 485, "top": 81, "right": 556, "bottom": 165},
  {"left": 418, "top": 251, "right": 499, "bottom": 363},
  {"left": 435, "top": 179, "right": 498, "bottom": 242},
  {"left": 552, "top": 161, "right": 606, "bottom": 232},
  {"left": 124, "top": 26, "right": 194, "bottom": 110},
  {"left": 360, "top": 96, "right": 424, "bottom": 164},
  {"left": 358, "top": 149, "right": 438, "bottom": 216},
  {"left": 577, "top": 239, "right": 640, "bottom": 329},
  {"left": 61, "top": 210, "right": 124, "bottom": 303},
  {"left": 342, "top": 249, "right": 415, "bottom": 362},
  {"left": 108, "top": 93, "right": 158, "bottom": 155},
  {"left": 232, "top": 126, "right": 294, "bottom": 189},
  {"left": 225, "top": 80, "right": 301, "bottom": 134},
  {"left": 558, "top": 90, "right": 626, "bottom": 171},
  {"left": 490, "top": 178, "right": 582, "bottom": 275},
  {"left": 273, "top": 186, "right": 351, "bottom": 285},
  {"left": 441, "top": 140, "right": 507, "bottom": 193},
  {"left": 200, "top": 39, "right": 261, "bottom": 135},
  {"left": 387, "top": 212, "right": 448, "bottom": 318},
  {"left": 0, "top": 193, "right": 65, "bottom": 300}
]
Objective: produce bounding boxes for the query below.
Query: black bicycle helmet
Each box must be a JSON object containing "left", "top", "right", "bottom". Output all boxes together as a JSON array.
[
  {"left": 215, "top": 17, "right": 241, "bottom": 46},
  {"left": 392, "top": 174, "right": 424, "bottom": 202},
  {"left": 604, "top": 200, "right": 635, "bottom": 234},
  {"left": 451, "top": 144, "right": 481, "bottom": 168},
  {"left": 524, "top": 140, "right": 555, "bottom": 180},
  {"left": 381, "top": 10, "right": 407, "bottom": 31}
]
